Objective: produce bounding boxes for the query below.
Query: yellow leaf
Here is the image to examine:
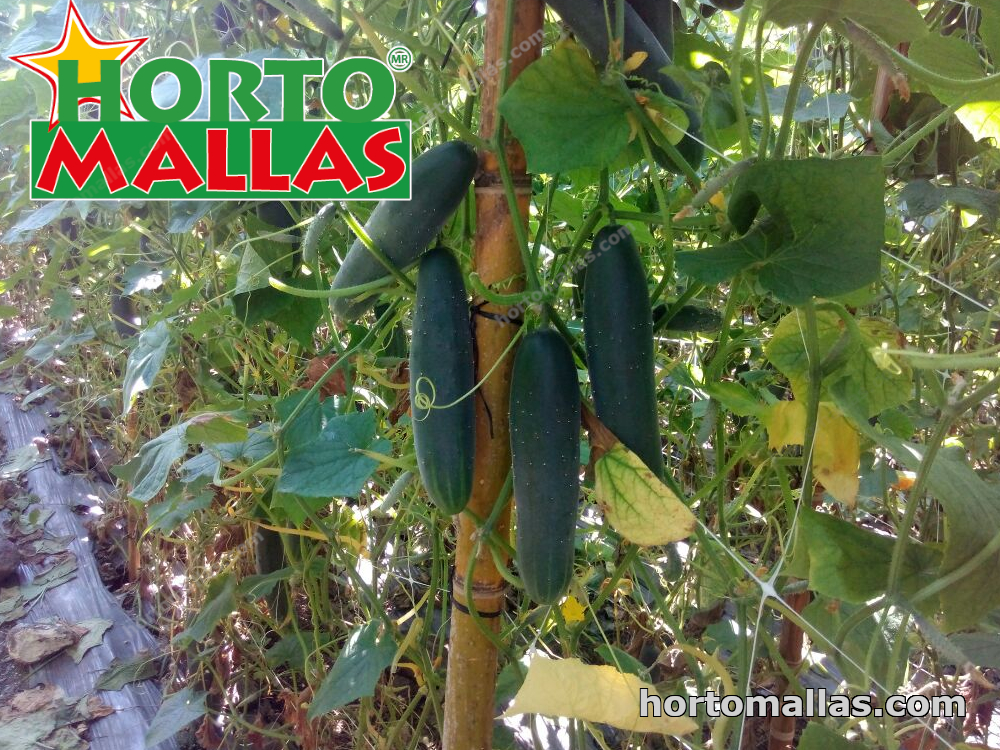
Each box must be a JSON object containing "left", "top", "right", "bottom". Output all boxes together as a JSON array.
[
  {"left": 503, "top": 656, "right": 697, "bottom": 735},
  {"left": 594, "top": 444, "right": 696, "bottom": 546},
  {"left": 764, "top": 401, "right": 860, "bottom": 506},
  {"left": 623, "top": 51, "right": 648, "bottom": 73},
  {"left": 560, "top": 595, "right": 586, "bottom": 624}
]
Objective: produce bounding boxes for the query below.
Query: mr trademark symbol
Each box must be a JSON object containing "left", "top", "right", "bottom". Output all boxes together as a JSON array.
[{"left": 386, "top": 46, "right": 413, "bottom": 72}]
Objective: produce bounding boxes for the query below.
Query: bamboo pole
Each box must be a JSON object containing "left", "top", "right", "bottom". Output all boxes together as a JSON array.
[{"left": 442, "top": 2, "right": 542, "bottom": 748}]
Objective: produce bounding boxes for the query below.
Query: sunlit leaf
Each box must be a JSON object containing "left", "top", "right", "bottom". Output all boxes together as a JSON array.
[
  {"left": 499, "top": 39, "right": 634, "bottom": 173},
  {"left": 185, "top": 413, "right": 249, "bottom": 445},
  {"left": 123, "top": 321, "right": 172, "bottom": 416},
  {"left": 593, "top": 443, "right": 696, "bottom": 546},
  {"left": 308, "top": 620, "right": 396, "bottom": 718},
  {"left": 503, "top": 656, "right": 697, "bottom": 736},
  {"left": 765, "top": 401, "right": 860, "bottom": 506}
]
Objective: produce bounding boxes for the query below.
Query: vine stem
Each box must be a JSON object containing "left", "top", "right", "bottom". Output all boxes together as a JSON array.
[
  {"left": 772, "top": 22, "right": 824, "bottom": 158},
  {"left": 730, "top": 0, "right": 754, "bottom": 156},
  {"left": 886, "top": 373, "right": 1000, "bottom": 595}
]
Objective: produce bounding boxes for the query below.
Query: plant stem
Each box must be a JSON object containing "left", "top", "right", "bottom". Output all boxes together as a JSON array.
[{"left": 772, "top": 22, "right": 824, "bottom": 158}]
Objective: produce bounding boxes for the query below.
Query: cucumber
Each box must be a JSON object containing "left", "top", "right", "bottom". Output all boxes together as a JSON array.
[
  {"left": 410, "top": 248, "right": 476, "bottom": 514},
  {"left": 626, "top": 0, "right": 676, "bottom": 59},
  {"left": 583, "top": 225, "right": 665, "bottom": 477},
  {"left": 331, "top": 140, "right": 478, "bottom": 320},
  {"left": 544, "top": 0, "right": 703, "bottom": 172},
  {"left": 509, "top": 329, "right": 581, "bottom": 604}
]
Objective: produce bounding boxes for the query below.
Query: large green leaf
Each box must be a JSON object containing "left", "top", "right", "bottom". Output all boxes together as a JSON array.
[
  {"left": 789, "top": 508, "right": 941, "bottom": 605},
  {"left": 277, "top": 411, "right": 389, "bottom": 498},
  {"left": 841, "top": 408, "right": 1000, "bottom": 631},
  {"left": 114, "top": 423, "right": 188, "bottom": 503},
  {"left": 498, "top": 39, "right": 634, "bottom": 173},
  {"left": 765, "top": 0, "right": 927, "bottom": 45},
  {"left": 123, "top": 321, "right": 173, "bottom": 416},
  {"left": 676, "top": 157, "right": 885, "bottom": 304},
  {"left": 307, "top": 620, "right": 396, "bottom": 719}
]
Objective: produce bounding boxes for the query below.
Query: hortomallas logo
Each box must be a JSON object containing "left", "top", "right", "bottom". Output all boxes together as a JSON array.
[{"left": 11, "top": 1, "right": 411, "bottom": 201}]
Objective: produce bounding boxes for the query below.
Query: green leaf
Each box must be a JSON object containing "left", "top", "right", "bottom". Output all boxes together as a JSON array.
[
  {"left": 307, "top": 620, "right": 396, "bottom": 719},
  {"left": 277, "top": 411, "right": 389, "bottom": 498},
  {"left": 703, "top": 381, "right": 768, "bottom": 418},
  {"left": 900, "top": 179, "right": 1000, "bottom": 223},
  {"left": 801, "top": 596, "right": 893, "bottom": 688},
  {"left": 595, "top": 644, "right": 647, "bottom": 678},
  {"left": 114, "top": 423, "right": 188, "bottom": 503},
  {"left": 173, "top": 572, "right": 238, "bottom": 646},
  {"left": 238, "top": 567, "right": 293, "bottom": 599},
  {"left": 593, "top": 443, "right": 696, "bottom": 546},
  {"left": 765, "top": 0, "right": 927, "bottom": 45},
  {"left": 948, "top": 632, "right": 1000, "bottom": 669},
  {"left": 790, "top": 507, "right": 941, "bottom": 605},
  {"left": 146, "top": 486, "right": 213, "bottom": 533},
  {"left": 185, "top": 413, "right": 249, "bottom": 445},
  {"left": 123, "top": 321, "right": 172, "bottom": 416},
  {"left": 231, "top": 216, "right": 321, "bottom": 346},
  {"left": 797, "top": 723, "right": 862, "bottom": 750},
  {"left": 2, "top": 200, "right": 68, "bottom": 244},
  {"left": 676, "top": 157, "right": 885, "bottom": 304},
  {"left": 765, "top": 310, "right": 911, "bottom": 418},
  {"left": 909, "top": 33, "right": 988, "bottom": 101},
  {"left": 95, "top": 651, "right": 161, "bottom": 691},
  {"left": 265, "top": 630, "right": 335, "bottom": 671},
  {"left": 49, "top": 289, "right": 74, "bottom": 321},
  {"left": 498, "top": 39, "right": 633, "bottom": 173},
  {"left": 145, "top": 686, "right": 207, "bottom": 748}
]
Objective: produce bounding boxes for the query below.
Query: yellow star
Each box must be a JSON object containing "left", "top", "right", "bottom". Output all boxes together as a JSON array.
[{"left": 10, "top": 0, "right": 147, "bottom": 128}]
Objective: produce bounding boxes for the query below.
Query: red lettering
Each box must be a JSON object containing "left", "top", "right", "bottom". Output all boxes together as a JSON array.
[
  {"left": 250, "top": 129, "right": 290, "bottom": 191},
  {"left": 206, "top": 129, "right": 246, "bottom": 192},
  {"left": 36, "top": 128, "right": 127, "bottom": 193},
  {"left": 132, "top": 126, "right": 204, "bottom": 194},
  {"left": 363, "top": 127, "right": 406, "bottom": 192},
  {"left": 291, "top": 126, "right": 364, "bottom": 194}
]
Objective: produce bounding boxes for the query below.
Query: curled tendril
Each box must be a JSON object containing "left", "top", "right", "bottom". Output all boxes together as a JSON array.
[{"left": 412, "top": 375, "right": 438, "bottom": 420}]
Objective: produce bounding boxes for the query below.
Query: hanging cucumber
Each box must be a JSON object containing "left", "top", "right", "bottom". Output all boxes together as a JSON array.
[
  {"left": 509, "top": 329, "right": 581, "bottom": 604},
  {"left": 626, "top": 0, "right": 676, "bottom": 60},
  {"left": 583, "top": 225, "right": 665, "bottom": 478},
  {"left": 301, "top": 202, "right": 337, "bottom": 266},
  {"left": 330, "top": 140, "right": 478, "bottom": 321},
  {"left": 544, "top": 0, "right": 703, "bottom": 172},
  {"left": 410, "top": 248, "right": 476, "bottom": 514}
]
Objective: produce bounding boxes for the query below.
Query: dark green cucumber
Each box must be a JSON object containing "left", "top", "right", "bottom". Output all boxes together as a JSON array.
[
  {"left": 626, "top": 0, "right": 675, "bottom": 60},
  {"left": 331, "top": 140, "right": 478, "bottom": 320},
  {"left": 544, "top": 0, "right": 703, "bottom": 172},
  {"left": 510, "top": 329, "right": 581, "bottom": 604},
  {"left": 583, "top": 225, "right": 664, "bottom": 477},
  {"left": 410, "top": 248, "right": 475, "bottom": 514}
]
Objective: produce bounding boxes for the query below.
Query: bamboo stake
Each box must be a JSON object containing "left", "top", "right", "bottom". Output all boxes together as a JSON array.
[{"left": 442, "top": 2, "right": 542, "bottom": 748}]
